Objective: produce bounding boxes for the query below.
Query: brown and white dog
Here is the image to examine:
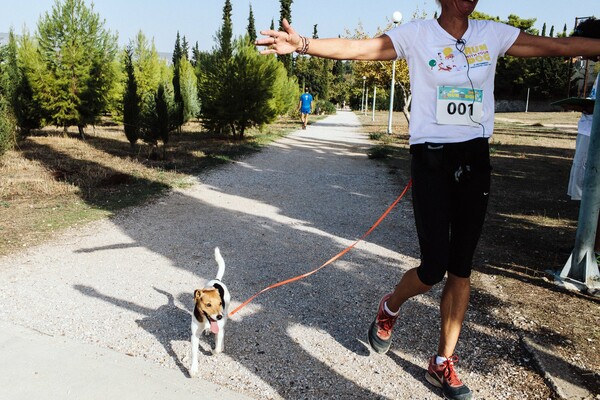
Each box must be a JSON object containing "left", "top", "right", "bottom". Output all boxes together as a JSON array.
[{"left": 190, "top": 247, "right": 231, "bottom": 377}]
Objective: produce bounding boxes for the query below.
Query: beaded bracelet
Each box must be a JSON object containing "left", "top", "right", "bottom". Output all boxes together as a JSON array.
[{"left": 297, "top": 36, "right": 310, "bottom": 55}]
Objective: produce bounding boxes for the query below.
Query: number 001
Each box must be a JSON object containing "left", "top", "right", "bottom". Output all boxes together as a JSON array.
[{"left": 447, "top": 102, "right": 473, "bottom": 116}]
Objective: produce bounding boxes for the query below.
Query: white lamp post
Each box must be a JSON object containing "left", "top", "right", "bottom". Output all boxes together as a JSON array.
[
  {"left": 387, "top": 11, "right": 402, "bottom": 134},
  {"left": 361, "top": 75, "right": 366, "bottom": 113}
]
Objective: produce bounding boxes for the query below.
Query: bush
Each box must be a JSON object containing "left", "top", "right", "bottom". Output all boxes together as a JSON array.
[
  {"left": 315, "top": 99, "right": 336, "bottom": 115},
  {"left": 0, "top": 98, "right": 16, "bottom": 156}
]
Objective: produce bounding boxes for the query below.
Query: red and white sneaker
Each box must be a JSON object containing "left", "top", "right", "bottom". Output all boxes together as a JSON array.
[
  {"left": 425, "top": 355, "right": 472, "bottom": 400},
  {"left": 367, "top": 293, "right": 398, "bottom": 354}
]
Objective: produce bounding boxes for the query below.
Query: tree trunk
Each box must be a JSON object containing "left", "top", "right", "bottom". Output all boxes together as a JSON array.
[{"left": 78, "top": 125, "right": 86, "bottom": 140}]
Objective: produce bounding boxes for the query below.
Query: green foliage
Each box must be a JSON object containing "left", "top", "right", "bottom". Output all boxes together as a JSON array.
[
  {"left": 0, "top": 40, "right": 16, "bottom": 151},
  {"left": 10, "top": 32, "right": 44, "bottom": 135},
  {"left": 123, "top": 45, "right": 141, "bottom": 147},
  {"left": 272, "top": 63, "right": 299, "bottom": 116},
  {"left": 33, "top": 0, "right": 118, "bottom": 136},
  {"left": 0, "top": 95, "right": 16, "bottom": 156},
  {"left": 247, "top": 4, "right": 257, "bottom": 43},
  {"left": 295, "top": 56, "right": 335, "bottom": 101},
  {"left": 473, "top": 12, "right": 568, "bottom": 100},
  {"left": 198, "top": 37, "right": 297, "bottom": 139},
  {"left": 131, "top": 31, "right": 164, "bottom": 106},
  {"left": 216, "top": 0, "right": 233, "bottom": 60},
  {"left": 179, "top": 58, "right": 200, "bottom": 122},
  {"left": 140, "top": 83, "right": 176, "bottom": 150},
  {"left": 315, "top": 99, "right": 336, "bottom": 115}
]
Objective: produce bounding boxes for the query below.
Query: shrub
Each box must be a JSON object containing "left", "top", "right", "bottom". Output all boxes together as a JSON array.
[
  {"left": 315, "top": 99, "right": 336, "bottom": 115},
  {"left": 0, "top": 97, "right": 16, "bottom": 156}
]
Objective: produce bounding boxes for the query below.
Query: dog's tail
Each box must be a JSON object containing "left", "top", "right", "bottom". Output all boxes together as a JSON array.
[{"left": 214, "top": 247, "right": 225, "bottom": 281}]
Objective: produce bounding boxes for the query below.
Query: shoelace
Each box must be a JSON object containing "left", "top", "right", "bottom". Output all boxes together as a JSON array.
[
  {"left": 378, "top": 310, "right": 398, "bottom": 332},
  {"left": 442, "top": 355, "right": 463, "bottom": 386}
]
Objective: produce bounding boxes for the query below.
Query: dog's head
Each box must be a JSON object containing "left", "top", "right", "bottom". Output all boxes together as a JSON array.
[{"left": 194, "top": 287, "right": 224, "bottom": 322}]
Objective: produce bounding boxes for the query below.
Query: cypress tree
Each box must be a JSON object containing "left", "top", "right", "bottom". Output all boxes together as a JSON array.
[
  {"left": 192, "top": 41, "right": 201, "bottom": 67},
  {"left": 182, "top": 36, "right": 189, "bottom": 60},
  {"left": 123, "top": 45, "right": 141, "bottom": 148},
  {"left": 172, "top": 32, "right": 184, "bottom": 131},
  {"left": 216, "top": 0, "right": 233, "bottom": 60},
  {"left": 278, "top": 0, "right": 293, "bottom": 75},
  {"left": 247, "top": 4, "right": 257, "bottom": 43}
]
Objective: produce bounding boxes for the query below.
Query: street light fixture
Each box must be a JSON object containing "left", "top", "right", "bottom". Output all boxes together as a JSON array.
[{"left": 387, "top": 11, "right": 402, "bottom": 134}]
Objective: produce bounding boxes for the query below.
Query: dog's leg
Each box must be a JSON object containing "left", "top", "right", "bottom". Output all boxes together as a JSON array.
[
  {"left": 190, "top": 318, "right": 201, "bottom": 377},
  {"left": 202, "top": 318, "right": 211, "bottom": 336},
  {"left": 213, "top": 319, "right": 225, "bottom": 353}
]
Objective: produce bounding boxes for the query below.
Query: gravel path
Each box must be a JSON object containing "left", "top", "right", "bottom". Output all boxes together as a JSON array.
[{"left": 0, "top": 111, "right": 549, "bottom": 399}]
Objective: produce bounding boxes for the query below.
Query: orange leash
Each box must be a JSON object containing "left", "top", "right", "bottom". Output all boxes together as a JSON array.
[{"left": 228, "top": 179, "right": 412, "bottom": 317}]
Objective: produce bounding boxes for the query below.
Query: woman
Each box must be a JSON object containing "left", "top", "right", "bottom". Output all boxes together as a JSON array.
[{"left": 257, "top": 1, "right": 600, "bottom": 399}]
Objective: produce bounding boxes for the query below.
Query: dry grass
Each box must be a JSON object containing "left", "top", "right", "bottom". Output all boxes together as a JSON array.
[{"left": 0, "top": 116, "right": 301, "bottom": 256}]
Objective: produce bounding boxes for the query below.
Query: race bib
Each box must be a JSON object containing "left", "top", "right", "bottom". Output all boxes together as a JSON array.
[{"left": 436, "top": 86, "right": 483, "bottom": 126}]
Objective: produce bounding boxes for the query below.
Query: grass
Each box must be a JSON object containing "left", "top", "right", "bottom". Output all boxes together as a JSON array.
[{"left": 0, "top": 116, "right": 303, "bottom": 256}]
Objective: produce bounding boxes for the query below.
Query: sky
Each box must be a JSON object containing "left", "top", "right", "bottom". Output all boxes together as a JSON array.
[{"left": 0, "top": 1, "right": 598, "bottom": 53}]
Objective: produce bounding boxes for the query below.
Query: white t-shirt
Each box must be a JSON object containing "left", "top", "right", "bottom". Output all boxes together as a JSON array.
[{"left": 385, "top": 19, "right": 520, "bottom": 145}]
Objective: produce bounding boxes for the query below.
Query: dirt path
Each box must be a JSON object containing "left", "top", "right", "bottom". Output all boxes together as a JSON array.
[{"left": 0, "top": 111, "right": 556, "bottom": 399}]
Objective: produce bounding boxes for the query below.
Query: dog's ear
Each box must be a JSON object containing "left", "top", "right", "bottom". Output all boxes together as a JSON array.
[{"left": 194, "top": 289, "right": 202, "bottom": 301}]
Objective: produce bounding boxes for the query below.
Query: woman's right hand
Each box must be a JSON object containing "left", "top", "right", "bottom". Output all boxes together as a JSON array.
[{"left": 256, "top": 18, "right": 302, "bottom": 55}]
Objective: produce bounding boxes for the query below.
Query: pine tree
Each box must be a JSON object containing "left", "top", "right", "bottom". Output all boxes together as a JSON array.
[
  {"left": 141, "top": 82, "right": 175, "bottom": 158},
  {"left": 0, "top": 37, "right": 16, "bottom": 154},
  {"left": 34, "top": 0, "right": 117, "bottom": 138},
  {"left": 224, "top": 38, "right": 294, "bottom": 138},
  {"left": 132, "top": 31, "right": 163, "bottom": 107},
  {"left": 5, "top": 31, "right": 42, "bottom": 138},
  {"left": 247, "top": 4, "right": 257, "bottom": 43}
]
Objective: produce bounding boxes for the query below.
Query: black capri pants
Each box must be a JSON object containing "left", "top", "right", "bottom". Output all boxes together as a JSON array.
[{"left": 410, "top": 137, "right": 491, "bottom": 286}]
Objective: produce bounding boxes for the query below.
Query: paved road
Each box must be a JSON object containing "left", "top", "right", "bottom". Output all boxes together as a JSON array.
[{"left": 0, "top": 111, "right": 567, "bottom": 399}]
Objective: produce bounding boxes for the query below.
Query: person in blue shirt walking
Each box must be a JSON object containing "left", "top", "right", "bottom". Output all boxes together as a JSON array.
[{"left": 298, "top": 88, "right": 314, "bottom": 129}]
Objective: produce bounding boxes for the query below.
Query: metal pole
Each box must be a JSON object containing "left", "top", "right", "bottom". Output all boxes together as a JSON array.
[
  {"left": 387, "top": 14, "right": 402, "bottom": 133},
  {"left": 361, "top": 77, "right": 366, "bottom": 113},
  {"left": 525, "top": 88, "right": 530, "bottom": 113},
  {"left": 387, "top": 59, "right": 397, "bottom": 133},
  {"left": 365, "top": 88, "right": 369, "bottom": 115},
  {"left": 372, "top": 86, "right": 377, "bottom": 121},
  {"left": 560, "top": 95, "right": 600, "bottom": 290}
]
